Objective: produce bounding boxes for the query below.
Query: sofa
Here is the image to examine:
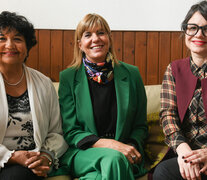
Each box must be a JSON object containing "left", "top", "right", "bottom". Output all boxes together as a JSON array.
[{"left": 45, "top": 83, "right": 168, "bottom": 180}]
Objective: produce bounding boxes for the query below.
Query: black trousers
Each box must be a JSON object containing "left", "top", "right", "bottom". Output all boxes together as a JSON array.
[
  {"left": 0, "top": 164, "right": 43, "bottom": 180},
  {"left": 153, "top": 157, "right": 207, "bottom": 180}
]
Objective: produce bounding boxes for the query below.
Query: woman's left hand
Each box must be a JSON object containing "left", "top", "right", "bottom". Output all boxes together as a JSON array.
[
  {"left": 92, "top": 139, "right": 141, "bottom": 164},
  {"left": 25, "top": 152, "right": 51, "bottom": 177},
  {"left": 183, "top": 149, "right": 207, "bottom": 175}
]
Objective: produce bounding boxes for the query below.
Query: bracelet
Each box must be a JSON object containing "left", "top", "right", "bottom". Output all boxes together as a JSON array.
[{"left": 40, "top": 154, "right": 53, "bottom": 166}]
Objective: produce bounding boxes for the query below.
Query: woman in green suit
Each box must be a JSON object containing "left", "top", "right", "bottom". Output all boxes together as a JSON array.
[{"left": 57, "top": 13, "right": 148, "bottom": 180}]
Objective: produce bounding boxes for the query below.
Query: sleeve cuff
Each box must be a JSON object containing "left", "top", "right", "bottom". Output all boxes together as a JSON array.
[
  {"left": 125, "top": 138, "right": 139, "bottom": 150},
  {"left": 77, "top": 135, "right": 100, "bottom": 150},
  {"left": 40, "top": 149, "right": 55, "bottom": 162}
]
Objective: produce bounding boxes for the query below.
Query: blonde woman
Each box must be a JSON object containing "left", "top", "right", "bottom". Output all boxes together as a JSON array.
[{"left": 55, "top": 13, "right": 148, "bottom": 180}]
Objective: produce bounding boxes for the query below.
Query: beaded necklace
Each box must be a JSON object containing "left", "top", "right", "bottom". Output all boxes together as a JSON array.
[{"left": 4, "top": 70, "right": 25, "bottom": 86}]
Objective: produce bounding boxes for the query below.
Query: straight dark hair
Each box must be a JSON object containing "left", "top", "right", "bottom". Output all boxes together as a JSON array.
[{"left": 181, "top": 0, "right": 207, "bottom": 30}]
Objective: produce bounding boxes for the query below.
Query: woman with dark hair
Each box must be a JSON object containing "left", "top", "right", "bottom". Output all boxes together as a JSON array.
[
  {"left": 54, "top": 13, "right": 148, "bottom": 179},
  {"left": 0, "top": 11, "right": 68, "bottom": 180},
  {"left": 153, "top": 1, "right": 207, "bottom": 179}
]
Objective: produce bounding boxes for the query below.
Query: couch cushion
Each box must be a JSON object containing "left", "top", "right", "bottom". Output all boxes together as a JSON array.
[
  {"left": 144, "top": 85, "right": 161, "bottom": 114},
  {"left": 53, "top": 82, "right": 59, "bottom": 94},
  {"left": 144, "top": 85, "right": 168, "bottom": 169},
  {"left": 145, "top": 112, "right": 168, "bottom": 169}
]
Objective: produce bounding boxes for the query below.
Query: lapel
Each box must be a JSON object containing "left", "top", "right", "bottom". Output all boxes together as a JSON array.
[
  {"left": 74, "top": 64, "right": 98, "bottom": 135},
  {"left": 114, "top": 63, "right": 130, "bottom": 140},
  {"left": 201, "top": 79, "right": 207, "bottom": 122},
  {"left": 0, "top": 73, "right": 8, "bottom": 143}
]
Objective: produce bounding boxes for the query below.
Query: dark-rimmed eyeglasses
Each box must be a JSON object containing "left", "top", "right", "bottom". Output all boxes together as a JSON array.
[{"left": 182, "top": 23, "right": 207, "bottom": 37}]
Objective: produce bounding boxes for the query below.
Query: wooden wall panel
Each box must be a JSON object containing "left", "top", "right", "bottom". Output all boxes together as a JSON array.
[
  {"left": 123, "top": 32, "right": 135, "bottom": 65},
  {"left": 170, "top": 32, "right": 183, "bottom": 62},
  {"left": 38, "top": 30, "right": 51, "bottom": 77},
  {"left": 63, "top": 31, "right": 74, "bottom": 69},
  {"left": 51, "top": 30, "right": 63, "bottom": 82},
  {"left": 158, "top": 32, "right": 171, "bottom": 84},
  {"left": 27, "top": 29, "right": 188, "bottom": 85},
  {"left": 112, "top": 31, "right": 123, "bottom": 61},
  {"left": 146, "top": 32, "right": 159, "bottom": 85},
  {"left": 26, "top": 30, "right": 39, "bottom": 69},
  {"left": 135, "top": 32, "right": 147, "bottom": 84}
]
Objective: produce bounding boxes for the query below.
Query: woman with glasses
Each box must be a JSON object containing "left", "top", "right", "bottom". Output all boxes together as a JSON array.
[{"left": 153, "top": 1, "right": 207, "bottom": 179}]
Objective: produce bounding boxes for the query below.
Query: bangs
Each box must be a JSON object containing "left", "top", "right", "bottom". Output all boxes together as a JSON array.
[
  {"left": 78, "top": 14, "right": 109, "bottom": 39},
  {"left": 85, "top": 16, "right": 106, "bottom": 31},
  {"left": 0, "top": 26, "right": 18, "bottom": 34}
]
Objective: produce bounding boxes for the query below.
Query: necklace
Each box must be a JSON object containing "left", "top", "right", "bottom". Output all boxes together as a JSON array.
[{"left": 4, "top": 70, "right": 25, "bottom": 86}]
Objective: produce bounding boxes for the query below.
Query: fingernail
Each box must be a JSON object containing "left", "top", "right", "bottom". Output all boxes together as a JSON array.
[
  {"left": 190, "top": 161, "right": 192, "bottom": 164},
  {"left": 184, "top": 160, "right": 187, "bottom": 163},
  {"left": 182, "top": 156, "right": 185, "bottom": 159}
]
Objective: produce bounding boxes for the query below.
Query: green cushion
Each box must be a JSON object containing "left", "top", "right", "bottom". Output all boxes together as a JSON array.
[{"left": 145, "top": 112, "right": 168, "bottom": 169}]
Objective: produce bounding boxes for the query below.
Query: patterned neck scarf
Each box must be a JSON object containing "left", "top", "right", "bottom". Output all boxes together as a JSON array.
[{"left": 83, "top": 52, "right": 114, "bottom": 84}]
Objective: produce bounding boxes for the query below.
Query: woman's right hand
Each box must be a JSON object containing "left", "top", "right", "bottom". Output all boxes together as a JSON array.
[
  {"left": 92, "top": 138, "right": 141, "bottom": 164},
  {"left": 8, "top": 150, "right": 40, "bottom": 167},
  {"left": 176, "top": 143, "right": 201, "bottom": 180},
  {"left": 177, "top": 154, "right": 201, "bottom": 180},
  {"left": 9, "top": 151, "right": 49, "bottom": 177}
]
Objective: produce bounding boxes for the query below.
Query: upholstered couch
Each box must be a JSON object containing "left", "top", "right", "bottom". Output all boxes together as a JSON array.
[{"left": 45, "top": 83, "right": 168, "bottom": 180}]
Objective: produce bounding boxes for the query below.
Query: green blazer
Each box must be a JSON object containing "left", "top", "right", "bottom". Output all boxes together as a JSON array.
[{"left": 54, "top": 61, "right": 148, "bottom": 177}]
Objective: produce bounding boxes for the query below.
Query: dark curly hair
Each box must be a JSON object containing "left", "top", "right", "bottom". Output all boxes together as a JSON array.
[{"left": 0, "top": 11, "right": 37, "bottom": 61}]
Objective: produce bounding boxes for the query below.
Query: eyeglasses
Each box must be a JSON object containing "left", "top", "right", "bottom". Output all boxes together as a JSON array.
[{"left": 182, "top": 23, "right": 207, "bottom": 37}]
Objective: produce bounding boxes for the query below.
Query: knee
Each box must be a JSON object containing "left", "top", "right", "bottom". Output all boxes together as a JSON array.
[
  {"left": 153, "top": 163, "right": 165, "bottom": 180},
  {"left": 153, "top": 161, "right": 173, "bottom": 180},
  {"left": 0, "top": 165, "right": 38, "bottom": 180},
  {"left": 102, "top": 149, "right": 129, "bottom": 167}
]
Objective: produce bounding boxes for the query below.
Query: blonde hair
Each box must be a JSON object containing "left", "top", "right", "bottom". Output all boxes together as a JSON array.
[{"left": 69, "top": 13, "right": 118, "bottom": 68}]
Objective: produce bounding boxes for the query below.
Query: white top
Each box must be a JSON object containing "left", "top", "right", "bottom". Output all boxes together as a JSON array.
[{"left": 0, "top": 64, "right": 68, "bottom": 169}]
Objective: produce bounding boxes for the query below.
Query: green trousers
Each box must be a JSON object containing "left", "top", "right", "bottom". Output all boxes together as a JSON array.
[{"left": 72, "top": 148, "right": 135, "bottom": 180}]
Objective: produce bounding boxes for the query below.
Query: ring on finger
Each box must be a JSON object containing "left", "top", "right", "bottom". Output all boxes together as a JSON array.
[{"left": 131, "top": 155, "right": 136, "bottom": 161}]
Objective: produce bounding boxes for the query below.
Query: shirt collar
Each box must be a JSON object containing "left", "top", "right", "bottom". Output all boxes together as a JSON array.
[{"left": 190, "top": 57, "right": 207, "bottom": 79}]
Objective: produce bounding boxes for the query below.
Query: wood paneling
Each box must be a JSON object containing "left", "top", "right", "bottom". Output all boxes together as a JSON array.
[
  {"left": 26, "top": 30, "right": 39, "bottom": 70},
  {"left": 27, "top": 29, "right": 188, "bottom": 85},
  {"left": 38, "top": 30, "right": 51, "bottom": 77},
  {"left": 51, "top": 30, "right": 63, "bottom": 82},
  {"left": 147, "top": 32, "right": 159, "bottom": 85},
  {"left": 63, "top": 31, "right": 74, "bottom": 69},
  {"left": 123, "top": 32, "right": 135, "bottom": 65},
  {"left": 158, "top": 32, "right": 171, "bottom": 84},
  {"left": 170, "top": 32, "right": 183, "bottom": 62},
  {"left": 135, "top": 32, "right": 147, "bottom": 84},
  {"left": 111, "top": 31, "right": 123, "bottom": 61}
]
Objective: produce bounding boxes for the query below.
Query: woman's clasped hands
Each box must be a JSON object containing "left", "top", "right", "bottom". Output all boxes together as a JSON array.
[
  {"left": 10, "top": 151, "right": 52, "bottom": 177},
  {"left": 183, "top": 149, "right": 207, "bottom": 176},
  {"left": 178, "top": 153, "right": 201, "bottom": 180}
]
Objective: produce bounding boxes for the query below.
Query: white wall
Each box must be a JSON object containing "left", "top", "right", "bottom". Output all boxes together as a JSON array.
[{"left": 1, "top": 0, "right": 197, "bottom": 31}]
